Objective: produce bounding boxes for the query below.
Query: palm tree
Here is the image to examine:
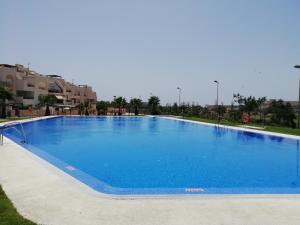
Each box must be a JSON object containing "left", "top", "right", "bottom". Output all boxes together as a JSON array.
[
  {"left": 84, "top": 101, "right": 91, "bottom": 116},
  {"left": 38, "top": 95, "right": 57, "bottom": 116},
  {"left": 257, "top": 97, "right": 267, "bottom": 123},
  {"left": 78, "top": 103, "right": 85, "bottom": 115},
  {"left": 96, "top": 101, "right": 110, "bottom": 115},
  {"left": 130, "top": 98, "right": 142, "bottom": 115},
  {"left": 148, "top": 96, "right": 160, "bottom": 115},
  {"left": 0, "top": 86, "right": 13, "bottom": 118},
  {"left": 112, "top": 97, "right": 127, "bottom": 115}
]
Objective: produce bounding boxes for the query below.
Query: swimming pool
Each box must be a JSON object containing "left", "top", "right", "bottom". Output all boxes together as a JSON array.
[{"left": 4, "top": 116, "right": 300, "bottom": 195}]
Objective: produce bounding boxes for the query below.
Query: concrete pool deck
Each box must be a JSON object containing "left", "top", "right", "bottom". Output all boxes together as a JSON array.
[{"left": 1, "top": 116, "right": 300, "bottom": 225}]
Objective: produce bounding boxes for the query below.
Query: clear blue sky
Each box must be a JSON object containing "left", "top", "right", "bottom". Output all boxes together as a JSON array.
[{"left": 1, "top": 0, "right": 300, "bottom": 105}]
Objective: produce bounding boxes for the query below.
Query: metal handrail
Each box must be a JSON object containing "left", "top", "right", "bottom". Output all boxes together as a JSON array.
[{"left": 0, "top": 122, "right": 27, "bottom": 145}]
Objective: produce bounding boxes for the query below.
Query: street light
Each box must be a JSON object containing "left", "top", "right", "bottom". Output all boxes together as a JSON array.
[
  {"left": 294, "top": 65, "right": 300, "bottom": 128},
  {"left": 177, "top": 87, "right": 181, "bottom": 105},
  {"left": 177, "top": 87, "right": 182, "bottom": 115},
  {"left": 214, "top": 80, "right": 220, "bottom": 123}
]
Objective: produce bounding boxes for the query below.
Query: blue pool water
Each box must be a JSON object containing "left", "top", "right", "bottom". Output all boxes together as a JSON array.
[{"left": 4, "top": 116, "right": 300, "bottom": 195}]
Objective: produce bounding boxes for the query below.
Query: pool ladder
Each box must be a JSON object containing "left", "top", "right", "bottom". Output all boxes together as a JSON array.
[{"left": 0, "top": 122, "right": 27, "bottom": 145}]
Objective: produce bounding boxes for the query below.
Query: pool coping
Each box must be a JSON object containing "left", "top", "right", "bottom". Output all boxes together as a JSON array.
[{"left": 2, "top": 115, "right": 300, "bottom": 197}]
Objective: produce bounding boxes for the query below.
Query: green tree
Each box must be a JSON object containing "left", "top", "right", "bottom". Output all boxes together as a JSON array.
[
  {"left": 38, "top": 95, "right": 57, "bottom": 116},
  {"left": 148, "top": 96, "right": 160, "bottom": 115},
  {"left": 0, "top": 86, "right": 13, "bottom": 118},
  {"left": 217, "top": 105, "right": 226, "bottom": 119},
  {"left": 112, "top": 97, "right": 127, "bottom": 115},
  {"left": 191, "top": 104, "right": 203, "bottom": 117},
  {"left": 257, "top": 97, "right": 267, "bottom": 122},
  {"left": 130, "top": 98, "right": 142, "bottom": 115},
  {"left": 84, "top": 101, "right": 91, "bottom": 116},
  {"left": 233, "top": 93, "right": 258, "bottom": 115},
  {"left": 96, "top": 101, "right": 110, "bottom": 115},
  {"left": 172, "top": 103, "right": 178, "bottom": 115},
  {"left": 78, "top": 103, "right": 85, "bottom": 115},
  {"left": 228, "top": 103, "right": 240, "bottom": 121},
  {"left": 199, "top": 106, "right": 211, "bottom": 118},
  {"left": 268, "top": 100, "right": 296, "bottom": 128}
]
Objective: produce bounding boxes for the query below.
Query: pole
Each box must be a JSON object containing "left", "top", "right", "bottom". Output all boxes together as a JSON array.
[
  {"left": 294, "top": 65, "right": 300, "bottom": 128},
  {"left": 177, "top": 87, "right": 182, "bottom": 116},
  {"left": 214, "top": 81, "right": 219, "bottom": 123},
  {"left": 178, "top": 89, "right": 181, "bottom": 107},
  {"left": 216, "top": 83, "right": 219, "bottom": 109},
  {"left": 217, "top": 83, "right": 220, "bottom": 123}
]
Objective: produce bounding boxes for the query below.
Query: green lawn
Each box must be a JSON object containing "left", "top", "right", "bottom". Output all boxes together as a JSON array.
[
  {"left": 0, "top": 186, "right": 36, "bottom": 225},
  {"left": 264, "top": 126, "right": 300, "bottom": 136},
  {"left": 181, "top": 117, "right": 240, "bottom": 126},
  {"left": 181, "top": 116, "right": 300, "bottom": 136},
  {"left": 0, "top": 117, "right": 30, "bottom": 124}
]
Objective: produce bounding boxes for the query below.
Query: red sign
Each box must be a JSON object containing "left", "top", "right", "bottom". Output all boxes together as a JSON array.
[{"left": 242, "top": 113, "right": 250, "bottom": 124}]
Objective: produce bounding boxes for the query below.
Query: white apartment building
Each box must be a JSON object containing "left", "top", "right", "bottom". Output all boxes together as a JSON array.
[{"left": 0, "top": 64, "right": 97, "bottom": 107}]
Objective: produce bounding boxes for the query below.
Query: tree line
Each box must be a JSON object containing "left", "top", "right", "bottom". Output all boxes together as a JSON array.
[
  {"left": 0, "top": 86, "right": 297, "bottom": 128},
  {"left": 97, "top": 94, "right": 296, "bottom": 128},
  {"left": 96, "top": 96, "right": 160, "bottom": 116}
]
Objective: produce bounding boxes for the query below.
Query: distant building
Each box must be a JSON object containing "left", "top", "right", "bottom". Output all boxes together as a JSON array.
[{"left": 0, "top": 64, "right": 97, "bottom": 107}]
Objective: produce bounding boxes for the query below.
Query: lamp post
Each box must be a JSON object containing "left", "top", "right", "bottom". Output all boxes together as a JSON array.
[
  {"left": 294, "top": 65, "right": 300, "bottom": 128},
  {"left": 214, "top": 80, "right": 220, "bottom": 122},
  {"left": 177, "top": 87, "right": 182, "bottom": 115}
]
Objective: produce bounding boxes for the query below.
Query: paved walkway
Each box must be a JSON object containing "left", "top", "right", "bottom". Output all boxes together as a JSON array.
[{"left": 1, "top": 120, "right": 300, "bottom": 225}]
